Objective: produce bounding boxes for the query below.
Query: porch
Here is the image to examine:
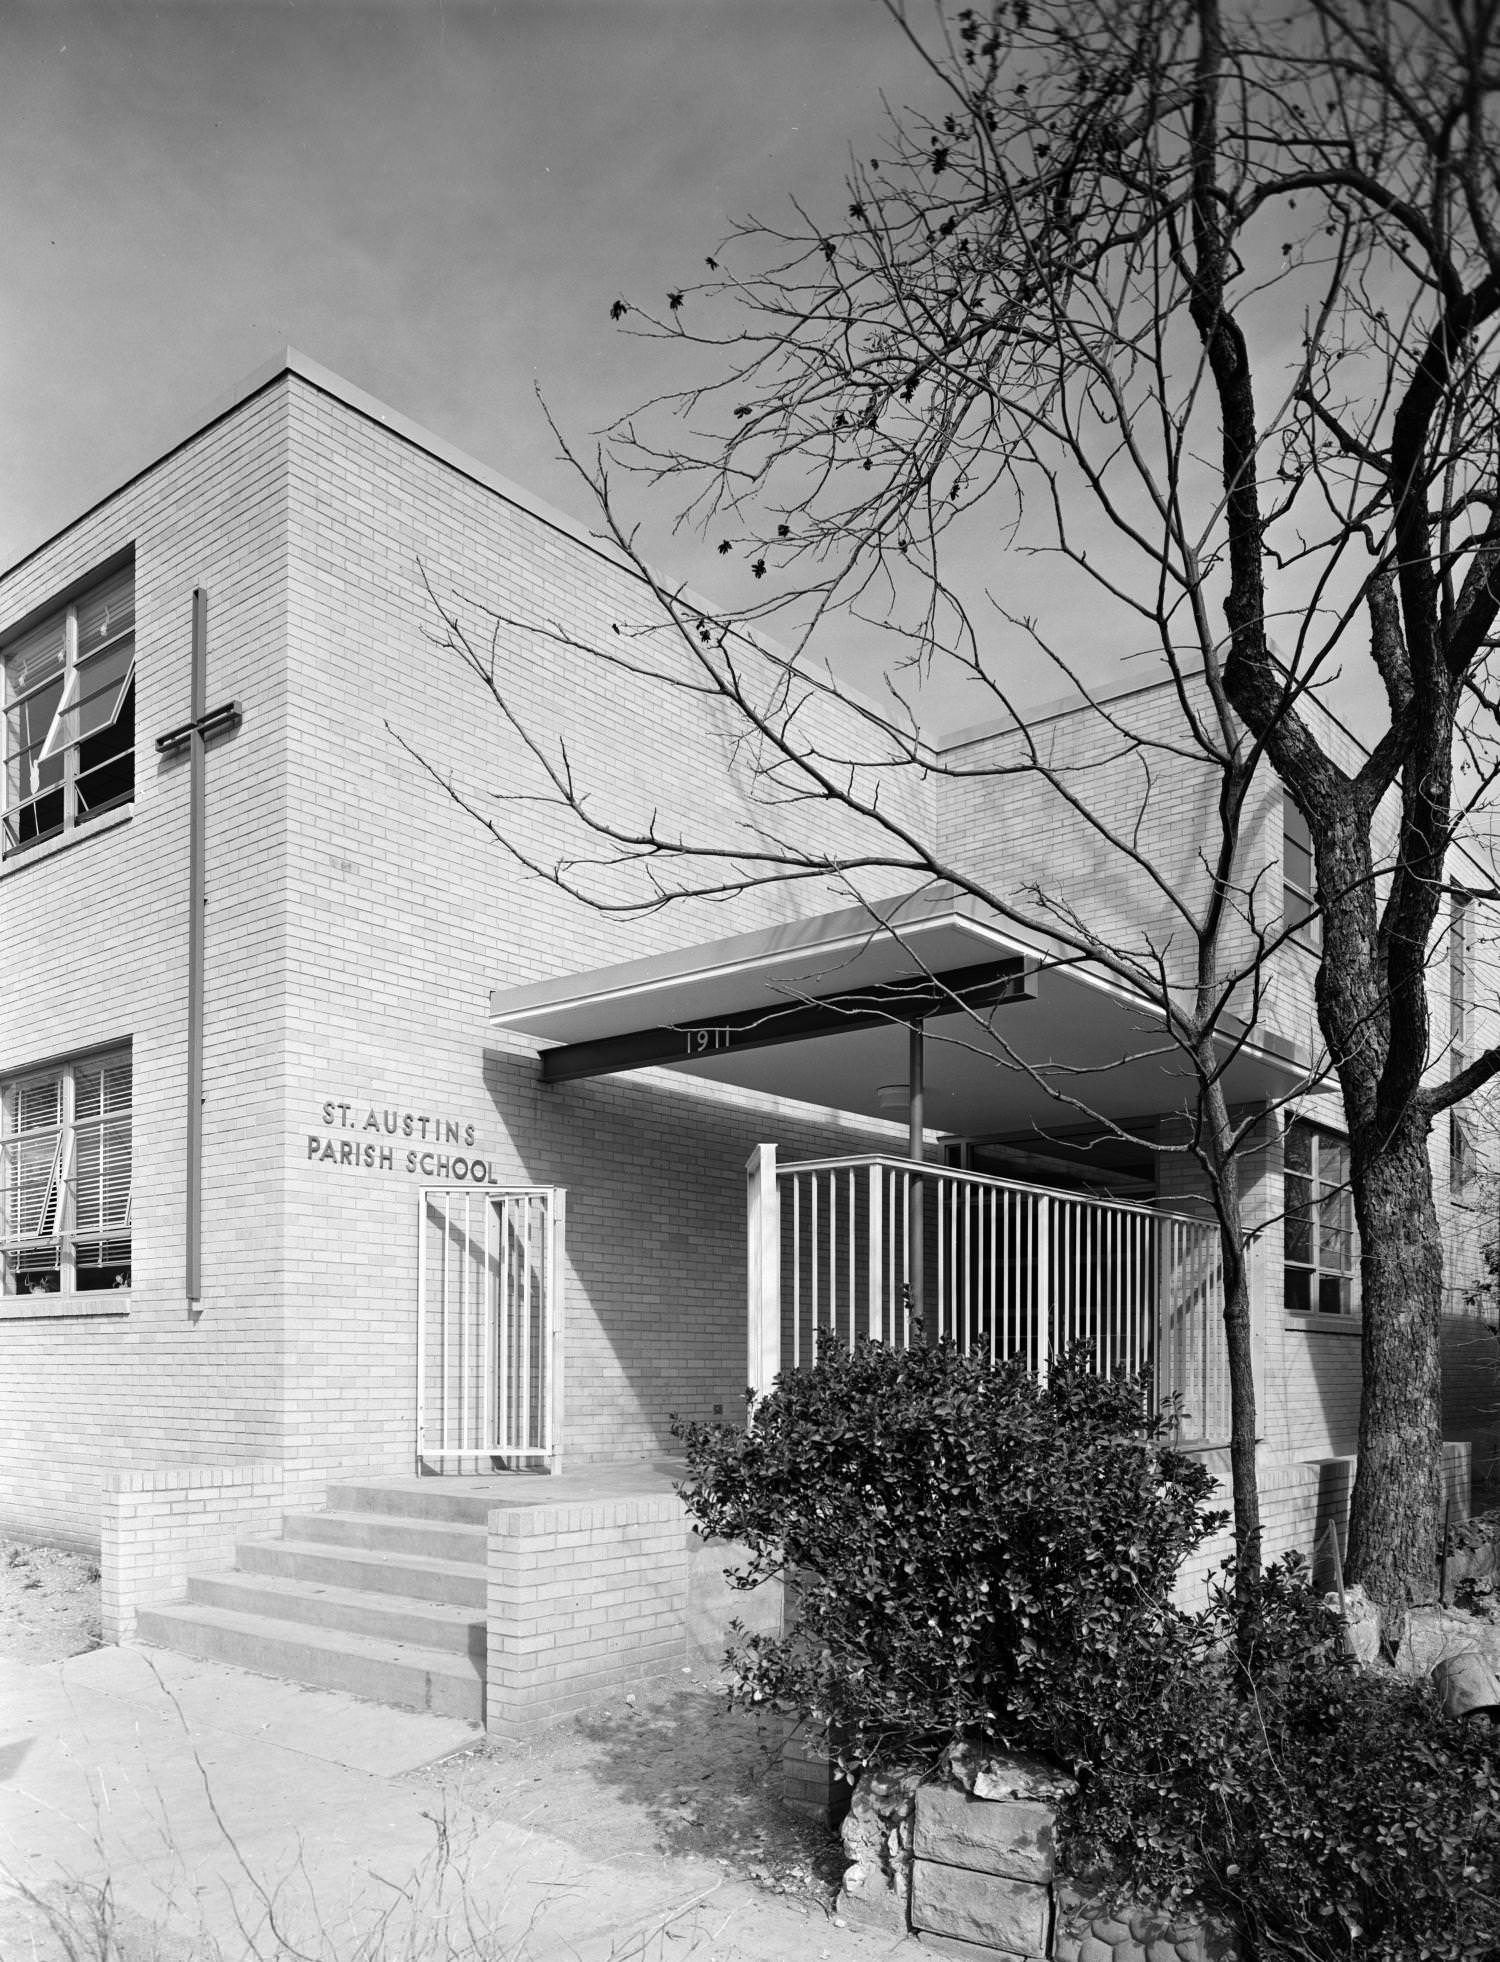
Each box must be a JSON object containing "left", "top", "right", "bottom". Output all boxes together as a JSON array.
[{"left": 748, "top": 1146, "right": 1230, "bottom": 1447}]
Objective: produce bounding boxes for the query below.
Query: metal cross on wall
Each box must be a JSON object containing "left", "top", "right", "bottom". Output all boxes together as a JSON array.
[{"left": 154, "top": 589, "right": 242, "bottom": 1305}]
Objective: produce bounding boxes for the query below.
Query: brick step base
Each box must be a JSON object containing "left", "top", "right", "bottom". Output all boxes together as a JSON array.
[
  {"left": 185, "top": 1568, "right": 485, "bottom": 1656},
  {"left": 135, "top": 1598, "right": 483, "bottom": 1720},
  {"left": 134, "top": 1480, "right": 496, "bottom": 1721},
  {"left": 237, "top": 1533, "right": 488, "bottom": 1607}
]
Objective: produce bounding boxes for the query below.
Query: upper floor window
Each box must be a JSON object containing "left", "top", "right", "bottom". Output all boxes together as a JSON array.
[
  {"left": 1281, "top": 792, "right": 1320, "bottom": 951},
  {"left": 1, "top": 1049, "right": 132, "bottom": 1297},
  {"left": 1284, "top": 1118, "right": 1355, "bottom": 1316},
  {"left": 2, "top": 563, "right": 135, "bottom": 854}
]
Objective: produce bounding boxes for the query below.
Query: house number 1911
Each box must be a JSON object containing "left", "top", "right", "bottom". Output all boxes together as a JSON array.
[{"left": 684, "top": 1027, "right": 732, "bottom": 1055}]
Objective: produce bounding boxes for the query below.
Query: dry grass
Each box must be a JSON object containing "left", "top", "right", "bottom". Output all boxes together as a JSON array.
[{"left": 0, "top": 1539, "right": 101, "bottom": 1663}]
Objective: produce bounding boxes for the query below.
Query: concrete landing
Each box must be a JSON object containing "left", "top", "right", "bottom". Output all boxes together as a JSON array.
[{"left": 0, "top": 1645, "right": 908, "bottom": 1962}]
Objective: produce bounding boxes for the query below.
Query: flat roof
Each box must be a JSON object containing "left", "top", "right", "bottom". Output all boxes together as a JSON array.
[
  {"left": 491, "top": 891, "right": 1308, "bottom": 1136},
  {"left": 0, "top": 348, "right": 622, "bottom": 590}
]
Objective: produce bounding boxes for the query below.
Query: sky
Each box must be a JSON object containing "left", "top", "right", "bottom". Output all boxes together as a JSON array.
[
  {"left": 0, "top": 1, "right": 900, "bottom": 585},
  {"left": 0, "top": 0, "right": 1395, "bottom": 743}
]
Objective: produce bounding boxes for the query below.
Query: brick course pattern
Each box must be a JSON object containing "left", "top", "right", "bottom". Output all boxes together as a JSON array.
[
  {"left": 101, "top": 1463, "right": 287, "bottom": 1641},
  {"left": 483, "top": 1495, "right": 783, "bottom": 1738},
  {"left": 2, "top": 352, "right": 1493, "bottom": 1611}
]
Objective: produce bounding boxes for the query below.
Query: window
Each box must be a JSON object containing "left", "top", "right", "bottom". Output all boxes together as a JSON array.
[
  {"left": 1284, "top": 1118, "right": 1355, "bottom": 1315},
  {"left": 2, "top": 1050, "right": 131, "bottom": 1296},
  {"left": 3, "top": 563, "right": 135, "bottom": 852},
  {"left": 1282, "top": 792, "right": 1320, "bottom": 949}
]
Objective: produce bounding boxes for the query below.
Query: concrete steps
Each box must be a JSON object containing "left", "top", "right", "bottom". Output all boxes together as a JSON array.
[{"left": 134, "top": 1482, "right": 490, "bottom": 1721}]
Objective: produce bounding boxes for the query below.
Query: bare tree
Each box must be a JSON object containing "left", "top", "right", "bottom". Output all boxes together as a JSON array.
[{"left": 428, "top": 0, "right": 1500, "bottom": 1632}]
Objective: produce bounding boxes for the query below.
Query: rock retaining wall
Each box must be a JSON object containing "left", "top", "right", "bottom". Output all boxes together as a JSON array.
[{"left": 838, "top": 1748, "right": 1237, "bottom": 1962}]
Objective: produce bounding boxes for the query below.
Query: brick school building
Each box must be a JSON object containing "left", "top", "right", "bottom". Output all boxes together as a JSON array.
[{"left": 1, "top": 353, "right": 1491, "bottom": 1722}]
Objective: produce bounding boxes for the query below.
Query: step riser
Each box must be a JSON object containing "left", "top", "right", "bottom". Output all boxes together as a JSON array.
[
  {"left": 287, "top": 1512, "right": 487, "bottom": 1564},
  {"left": 188, "top": 1575, "right": 484, "bottom": 1657},
  {"left": 238, "top": 1540, "right": 488, "bottom": 1608},
  {"left": 135, "top": 1611, "right": 482, "bottom": 1721},
  {"left": 327, "top": 1484, "right": 503, "bottom": 1527}
]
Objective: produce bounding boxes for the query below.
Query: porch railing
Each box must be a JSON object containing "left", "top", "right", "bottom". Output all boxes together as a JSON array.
[{"left": 747, "top": 1146, "right": 1228, "bottom": 1446}]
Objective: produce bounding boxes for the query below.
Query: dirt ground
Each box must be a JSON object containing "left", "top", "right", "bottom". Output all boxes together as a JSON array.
[
  {"left": 408, "top": 1678, "right": 847, "bottom": 1913},
  {"left": 0, "top": 1546, "right": 844, "bottom": 1915},
  {"left": 0, "top": 1537, "right": 102, "bottom": 1662}
]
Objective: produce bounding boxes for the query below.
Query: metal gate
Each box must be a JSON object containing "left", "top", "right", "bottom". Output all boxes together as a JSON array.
[{"left": 416, "top": 1186, "right": 564, "bottom": 1470}]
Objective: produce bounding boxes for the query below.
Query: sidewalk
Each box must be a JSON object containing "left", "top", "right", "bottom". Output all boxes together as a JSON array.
[{"left": 0, "top": 1646, "right": 910, "bottom": 1962}]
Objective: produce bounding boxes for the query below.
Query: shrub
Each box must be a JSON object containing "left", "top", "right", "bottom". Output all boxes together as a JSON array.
[
  {"left": 1066, "top": 1558, "right": 1500, "bottom": 1961},
  {"left": 678, "top": 1340, "right": 1500, "bottom": 1961},
  {"left": 672, "top": 1337, "right": 1221, "bottom": 1771}
]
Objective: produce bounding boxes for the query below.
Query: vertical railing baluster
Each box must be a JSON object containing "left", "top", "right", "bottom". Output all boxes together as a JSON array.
[
  {"left": 812, "top": 1172, "right": 822, "bottom": 1363},
  {"left": 844, "top": 1167, "right": 854, "bottom": 1351},
  {"left": 888, "top": 1166, "right": 900, "bottom": 1345},
  {"left": 791, "top": 1172, "right": 802, "bottom": 1372},
  {"left": 936, "top": 1178, "right": 947, "bottom": 1347},
  {"left": 868, "top": 1161, "right": 884, "bottom": 1343},
  {"left": 1035, "top": 1193, "right": 1050, "bottom": 1383}
]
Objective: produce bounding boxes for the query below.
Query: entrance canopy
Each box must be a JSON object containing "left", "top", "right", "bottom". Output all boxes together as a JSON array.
[{"left": 489, "top": 891, "right": 1307, "bottom": 1139}]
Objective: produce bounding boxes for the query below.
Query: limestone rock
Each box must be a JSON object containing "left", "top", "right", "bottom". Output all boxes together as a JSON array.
[
  {"left": 914, "top": 1782, "right": 1058, "bottom": 1883},
  {"left": 1396, "top": 1604, "right": 1500, "bottom": 1678},
  {"left": 1433, "top": 1647, "right": 1500, "bottom": 1719},
  {"left": 1321, "top": 1582, "right": 1380, "bottom": 1664},
  {"left": 915, "top": 1929, "right": 1040, "bottom": 1960},
  {"left": 910, "top": 1857, "right": 1050, "bottom": 1955},
  {"left": 837, "top": 1762, "right": 920, "bottom": 1930},
  {"left": 946, "top": 1740, "right": 1078, "bottom": 1804}
]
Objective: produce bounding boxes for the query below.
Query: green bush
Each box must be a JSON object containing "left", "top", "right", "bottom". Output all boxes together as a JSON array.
[
  {"left": 676, "top": 1339, "right": 1500, "bottom": 1962},
  {"left": 1071, "top": 1559, "right": 1500, "bottom": 1960},
  {"left": 672, "top": 1337, "right": 1221, "bottom": 1770}
]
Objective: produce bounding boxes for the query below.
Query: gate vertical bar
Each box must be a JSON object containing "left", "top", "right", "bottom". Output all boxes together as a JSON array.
[
  {"left": 519, "top": 1196, "right": 533, "bottom": 1454},
  {"left": 441, "top": 1192, "right": 452, "bottom": 1456},
  {"left": 482, "top": 1194, "right": 496, "bottom": 1454},
  {"left": 497, "top": 1194, "right": 512, "bottom": 1454},
  {"left": 458, "top": 1194, "right": 470, "bottom": 1457},
  {"left": 415, "top": 1193, "right": 429, "bottom": 1470}
]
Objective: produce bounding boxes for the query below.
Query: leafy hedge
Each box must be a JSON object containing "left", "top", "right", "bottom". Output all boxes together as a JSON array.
[
  {"left": 1071, "top": 1558, "right": 1500, "bottom": 1960},
  {"left": 676, "top": 1339, "right": 1500, "bottom": 1961},
  {"left": 673, "top": 1337, "right": 1221, "bottom": 1767}
]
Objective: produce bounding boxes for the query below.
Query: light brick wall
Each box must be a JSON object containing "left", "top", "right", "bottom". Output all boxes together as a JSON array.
[
  {"left": 274, "top": 372, "right": 913, "bottom": 1489},
  {"left": 485, "top": 1493, "right": 691, "bottom": 1737},
  {"left": 0, "top": 365, "right": 910, "bottom": 1549},
  {"left": 4, "top": 355, "right": 1492, "bottom": 1577},
  {"left": 0, "top": 381, "right": 293, "bottom": 1549},
  {"left": 100, "top": 1462, "right": 286, "bottom": 1641},
  {"left": 1175, "top": 1440, "right": 1473, "bottom": 1608}
]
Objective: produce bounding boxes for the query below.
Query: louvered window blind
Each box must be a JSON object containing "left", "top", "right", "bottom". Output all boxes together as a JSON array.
[
  {"left": 2, "top": 563, "right": 135, "bottom": 853},
  {"left": 2, "top": 1050, "right": 131, "bottom": 1295}
]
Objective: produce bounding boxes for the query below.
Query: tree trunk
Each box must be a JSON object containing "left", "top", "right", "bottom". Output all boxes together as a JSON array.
[
  {"left": 1201, "top": 1080, "right": 1262, "bottom": 1657},
  {"left": 1346, "top": 1115, "right": 1444, "bottom": 1631}
]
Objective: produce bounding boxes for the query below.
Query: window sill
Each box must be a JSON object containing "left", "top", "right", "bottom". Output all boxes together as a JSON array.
[
  {"left": 1283, "top": 1311, "right": 1362, "bottom": 1337},
  {"left": 0, "top": 804, "right": 132, "bottom": 877},
  {"left": 0, "top": 1291, "right": 130, "bottom": 1322}
]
